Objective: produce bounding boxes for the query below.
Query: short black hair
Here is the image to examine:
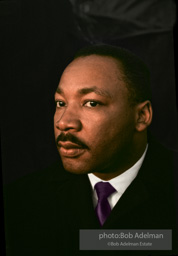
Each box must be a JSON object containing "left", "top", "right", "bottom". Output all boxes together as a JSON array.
[{"left": 74, "top": 44, "right": 152, "bottom": 105}]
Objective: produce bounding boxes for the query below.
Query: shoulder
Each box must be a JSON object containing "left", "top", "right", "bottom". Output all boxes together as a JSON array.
[
  {"left": 143, "top": 134, "right": 174, "bottom": 171},
  {"left": 3, "top": 161, "right": 76, "bottom": 214},
  {"left": 137, "top": 133, "right": 175, "bottom": 195}
]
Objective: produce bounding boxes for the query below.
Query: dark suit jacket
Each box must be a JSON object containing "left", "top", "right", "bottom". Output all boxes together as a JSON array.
[{"left": 3, "top": 137, "right": 177, "bottom": 256}]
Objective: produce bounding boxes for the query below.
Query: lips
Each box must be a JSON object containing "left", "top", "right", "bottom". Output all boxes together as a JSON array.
[{"left": 58, "top": 141, "right": 86, "bottom": 158}]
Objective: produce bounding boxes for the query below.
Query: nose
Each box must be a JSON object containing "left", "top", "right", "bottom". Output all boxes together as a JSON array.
[{"left": 54, "top": 107, "right": 82, "bottom": 132}]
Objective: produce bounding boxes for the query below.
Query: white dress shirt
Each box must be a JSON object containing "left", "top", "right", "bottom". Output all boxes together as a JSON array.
[{"left": 88, "top": 144, "right": 148, "bottom": 210}]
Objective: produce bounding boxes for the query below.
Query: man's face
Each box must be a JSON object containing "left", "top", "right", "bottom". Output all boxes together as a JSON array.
[{"left": 54, "top": 55, "right": 137, "bottom": 175}]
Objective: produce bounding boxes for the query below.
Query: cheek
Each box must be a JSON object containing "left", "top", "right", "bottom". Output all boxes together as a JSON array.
[
  {"left": 84, "top": 120, "right": 117, "bottom": 149},
  {"left": 85, "top": 112, "right": 135, "bottom": 149},
  {"left": 53, "top": 112, "right": 57, "bottom": 124},
  {"left": 53, "top": 114, "right": 59, "bottom": 135},
  {"left": 54, "top": 110, "right": 62, "bottom": 124},
  {"left": 54, "top": 111, "right": 59, "bottom": 122}
]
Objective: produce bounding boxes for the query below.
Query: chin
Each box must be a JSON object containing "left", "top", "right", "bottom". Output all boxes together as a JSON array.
[{"left": 62, "top": 161, "right": 91, "bottom": 175}]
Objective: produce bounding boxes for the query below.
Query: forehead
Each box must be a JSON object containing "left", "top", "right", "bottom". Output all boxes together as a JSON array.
[{"left": 57, "top": 55, "right": 128, "bottom": 97}]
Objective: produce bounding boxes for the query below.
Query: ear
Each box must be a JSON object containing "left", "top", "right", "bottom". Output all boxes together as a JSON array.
[{"left": 135, "top": 101, "right": 153, "bottom": 132}]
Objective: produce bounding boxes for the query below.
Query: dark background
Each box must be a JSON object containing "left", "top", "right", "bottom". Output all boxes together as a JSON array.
[{"left": 0, "top": 0, "right": 178, "bottom": 255}]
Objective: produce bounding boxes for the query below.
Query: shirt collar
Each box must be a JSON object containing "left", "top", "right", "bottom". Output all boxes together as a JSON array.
[{"left": 88, "top": 144, "right": 148, "bottom": 195}]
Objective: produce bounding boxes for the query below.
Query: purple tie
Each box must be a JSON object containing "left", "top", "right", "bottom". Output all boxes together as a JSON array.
[{"left": 94, "top": 182, "right": 116, "bottom": 226}]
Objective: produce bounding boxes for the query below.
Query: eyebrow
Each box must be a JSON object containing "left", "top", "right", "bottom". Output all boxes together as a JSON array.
[
  {"left": 78, "top": 86, "right": 112, "bottom": 98},
  {"left": 55, "top": 86, "right": 112, "bottom": 98},
  {"left": 55, "top": 87, "right": 63, "bottom": 94}
]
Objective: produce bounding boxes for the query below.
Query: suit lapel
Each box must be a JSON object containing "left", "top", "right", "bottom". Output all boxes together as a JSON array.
[
  {"left": 58, "top": 175, "right": 99, "bottom": 229},
  {"left": 67, "top": 175, "right": 100, "bottom": 229},
  {"left": 103, "top": 177, "right": 149, "bottom": 228},
  {"left": 103, "top": 138, "right": 171, "bottom": 228}
]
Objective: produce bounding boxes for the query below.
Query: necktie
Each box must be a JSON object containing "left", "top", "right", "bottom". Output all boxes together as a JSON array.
[{"left": 94, "top": 182, "right": 116, "bottom": 226}]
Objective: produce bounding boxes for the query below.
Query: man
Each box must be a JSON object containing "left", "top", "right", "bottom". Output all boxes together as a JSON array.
[
  {"left": 53, "top": 45, "right": 176, "bottom": 254},
  {"left": 4, "top": 45, "right": 176, "bottom": 256}
]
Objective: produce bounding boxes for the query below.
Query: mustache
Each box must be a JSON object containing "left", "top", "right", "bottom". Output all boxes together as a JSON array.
[{"left": 56, "top": 133, "right": 88, "bottom": 149}]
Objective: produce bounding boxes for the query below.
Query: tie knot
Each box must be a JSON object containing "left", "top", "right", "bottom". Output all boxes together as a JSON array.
[{"left": 94, "top": 182, "right": 116, "bottom": 200}]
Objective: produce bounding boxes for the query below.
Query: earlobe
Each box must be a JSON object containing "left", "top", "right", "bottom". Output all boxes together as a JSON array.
[{"left": 135, "top": 101, "right": 153, "bottom": 132}]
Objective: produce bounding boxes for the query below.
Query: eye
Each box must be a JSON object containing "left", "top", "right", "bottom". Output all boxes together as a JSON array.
[
  {"left": 55, "top": 101, "right": 66, "bottom": 108},
  {"left": 84, "top": 101, "right": 100, "bottom": 108}
]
